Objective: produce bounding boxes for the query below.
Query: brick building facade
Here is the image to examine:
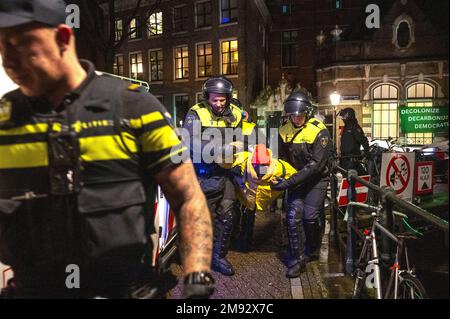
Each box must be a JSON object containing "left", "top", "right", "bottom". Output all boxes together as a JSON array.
[{"left": 100, "top": 0, "right": 270, "bottom": 124}]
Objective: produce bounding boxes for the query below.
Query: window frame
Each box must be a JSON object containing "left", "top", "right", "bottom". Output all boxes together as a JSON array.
[
  {"left": 220, "top": 38, "right": 238, "bottom": 76},
  {"left": 128, "top": 16, "right": 141, "bottom": 40},
  {"left": 405, "top": 82, "right": 435, "bottom": 145},
  {"left": 129, "top": 51, "right": 145, "bottom": 81},
  {"left": 148, "top": 48, "right": 164, "bottom": 83},
  {"left": 220, "top": 0, "right": 238, "bottom": 25},
  {"left": 173, "top": 93, "right": 190, "bottom": 126},
  {"left": 195, "top": 0, "right": 212, "bottom": 29},
  {"left": 174, "top": 45, "right": 190, "bottom": 81},
  {"left": 114, "top": 18, "right": 123, "bottom": 42},
  {"left": 281, "top": 30, "right": 299, "bottom": 68},
  {"left": 113, "top": 54, "right": 124, "bottom": 76},
  {"left": 173, "top": 4, "right": 189, "bottom": 33},
  {"left": 371, "top": 84, "right": 400, "bottom": 140},
  {"left": 196, "top": 42, "right": 213, "bottom": 79},
  {"left": 147, "top": 11, "right": 163, "bottom": 37}
]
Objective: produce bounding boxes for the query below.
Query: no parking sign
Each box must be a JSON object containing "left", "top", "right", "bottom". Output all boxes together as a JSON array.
[{"left": 380, "top": 153, "right": 416, "bottom": 201}]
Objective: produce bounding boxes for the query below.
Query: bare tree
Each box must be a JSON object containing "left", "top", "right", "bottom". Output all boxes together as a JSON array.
[{"left": 73, "top": 0, "right": 162, "bottom": 72}]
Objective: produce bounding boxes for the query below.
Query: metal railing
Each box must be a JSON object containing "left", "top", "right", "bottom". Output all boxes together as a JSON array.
[{"left": 329, "top": 164, "right": 449, "bottom": 275}]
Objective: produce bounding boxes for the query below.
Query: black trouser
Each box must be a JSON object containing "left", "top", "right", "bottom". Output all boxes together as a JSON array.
[
  {"left": 199, "top": 176, "right": 236, "bottom": 259},
  {"left": 286, "top": 179, "right": 328, "bottom": 261}
]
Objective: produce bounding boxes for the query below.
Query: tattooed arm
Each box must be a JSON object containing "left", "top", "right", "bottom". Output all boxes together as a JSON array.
[{"left": 154, "top": 161, "right": 213, "bottom": 275}]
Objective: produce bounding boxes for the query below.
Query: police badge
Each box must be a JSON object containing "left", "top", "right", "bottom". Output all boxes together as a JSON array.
[
  {"left": 0, "top": 98, "right": 12, "bottom": 124},
  {"left": 320, "top": 136, "right": 329, "bottom": 148}
]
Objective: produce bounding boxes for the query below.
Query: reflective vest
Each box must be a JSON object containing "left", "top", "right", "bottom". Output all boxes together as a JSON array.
[
  {"left": 190, "top": 102, "right": 243, "bottom": 130},
  {"left": 222, "top": 150, "right": 297, "bottom": 212},
  {"left": 278, "top": 118, "right": 329, "bottom": 170}
]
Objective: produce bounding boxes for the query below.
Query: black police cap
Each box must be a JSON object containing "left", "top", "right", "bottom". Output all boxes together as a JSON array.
[{"left": 0, "top": 0, "right": 67, "bottom": 28}]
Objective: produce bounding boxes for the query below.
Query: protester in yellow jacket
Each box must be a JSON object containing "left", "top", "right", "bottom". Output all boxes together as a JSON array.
[{"left": 220, "top": 144, "right": 297, "bottom": 251}]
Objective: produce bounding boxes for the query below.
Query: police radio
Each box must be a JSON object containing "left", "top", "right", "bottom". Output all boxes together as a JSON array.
[{"left": 47, "top": 128, "right": 81, "bottom": 196}]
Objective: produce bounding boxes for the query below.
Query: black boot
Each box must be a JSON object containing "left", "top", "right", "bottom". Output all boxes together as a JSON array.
[
  {"left": 212, "top": 212, "right": 235, "bottom": 276},
  {"left": 286, "top": 255, "right": 308, "bottom": 278},
  {"left": 237, "top": 209, "right": 255, "bottom": 252},
  {"left": 304, "top": 216, "right": 324, "bottom": 261}
]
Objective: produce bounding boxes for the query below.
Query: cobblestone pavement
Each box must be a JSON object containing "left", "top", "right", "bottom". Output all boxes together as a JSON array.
[{"left": 167, "top": 210, "right": 293, "bottom": 299}]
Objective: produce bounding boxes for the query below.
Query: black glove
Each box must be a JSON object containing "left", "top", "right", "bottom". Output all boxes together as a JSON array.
[
  {"left": 182, "top": 272, "right": 215, "bottom": 299},
  {"left": 270, "top": 177, "right": 291, "bottom": 191}
]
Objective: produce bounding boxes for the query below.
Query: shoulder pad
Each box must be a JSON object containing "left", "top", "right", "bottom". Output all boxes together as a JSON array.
[
  {"left": 127, "top": 84, "right": 147, "bottom": 93},
  {"left": 311, "top": 120, "right": 320, "bottom": 127}
]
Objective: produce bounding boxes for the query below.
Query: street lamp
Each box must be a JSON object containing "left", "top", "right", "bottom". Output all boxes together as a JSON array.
[{"left": 330, "top": 91, "right": 341, "bottom": 145}]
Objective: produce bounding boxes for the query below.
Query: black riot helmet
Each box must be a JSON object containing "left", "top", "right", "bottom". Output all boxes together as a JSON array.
[
  {"left": 283, "top": 91, "right": 314, "bottom": 118},
  {"left": 202, "top": 76, "right": 233, "bottom": 100},
  {"left": 337, "top": 107, "right": 356, "bottom": 121}
]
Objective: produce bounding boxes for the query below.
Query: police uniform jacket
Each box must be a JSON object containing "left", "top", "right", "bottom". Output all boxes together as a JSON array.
[
  {"left": 278, "top": 118, "right": 333, "bottom": 186},
  {"left": 0, "top": 60, "right": 186, "bottom": 270},
  {"left": 183, "top": 101, "right": 243, "bottom": 194}
]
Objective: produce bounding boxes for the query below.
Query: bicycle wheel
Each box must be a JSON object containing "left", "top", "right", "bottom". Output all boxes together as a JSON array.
[{"left": 396, "top": 273, "right": 428, "bottom": 299}]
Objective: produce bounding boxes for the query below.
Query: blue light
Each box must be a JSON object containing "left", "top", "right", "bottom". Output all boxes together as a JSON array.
[{"left": 222, "top": 17, "right": 230, "bottom": 23}]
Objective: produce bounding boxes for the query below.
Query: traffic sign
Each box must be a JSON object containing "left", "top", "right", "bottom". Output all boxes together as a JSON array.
[
  {"left": 415, "top": 161, "right": 434, "bottom": 195},
  {"left": 380, "top": 153, "right": 415, "bottom": 201},
  {"left": 338, "top": 175, "right": 371, "bottom": 207}
]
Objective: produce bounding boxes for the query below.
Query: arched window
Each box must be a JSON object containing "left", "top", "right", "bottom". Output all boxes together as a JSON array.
[
  {"left": 397, "top": 21, "right": 410, "bottom": 48},
  {"left": 406, "top": 83, "right": 434, "bottom": 145},
  {"left": 392, "top": 15, "right": 415, "bottom": 50},
  {"left": 372, "top": 84, "right": 399, "bottom": 140}
]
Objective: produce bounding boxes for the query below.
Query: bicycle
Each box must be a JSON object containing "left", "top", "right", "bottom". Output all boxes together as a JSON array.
[{"left": 350, "top": 202, "right": 428, "bottom": 299}]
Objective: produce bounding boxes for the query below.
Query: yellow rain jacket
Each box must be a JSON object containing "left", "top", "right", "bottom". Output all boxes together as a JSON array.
[{"left": 221, "top": 150, "right": 297, "bottom": 212}]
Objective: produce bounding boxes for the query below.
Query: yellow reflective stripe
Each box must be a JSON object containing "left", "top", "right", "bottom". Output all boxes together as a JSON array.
[
  {"left": 292, "top": 121, "right": 324, "bottom": 144},
  {"left": 0, "top": 123, "right": 48, "bottom": 136},
  {"left": 80, "top": 134, "right": 138, "bottom": 162},
  {"left": 0, "top": 142, "right": 48, "bottom": 169},
  {"left": 147, "top": 146, "right": 188, "bottom": 169},
  {"left": 140, "top": 125, "right": 181, "bottom": 152},
  {"left": 242, "top": 122, "right": 256, "bottom": 135},
  {"left": 129, "top": 111, "right": 165, "bottom": 129}
]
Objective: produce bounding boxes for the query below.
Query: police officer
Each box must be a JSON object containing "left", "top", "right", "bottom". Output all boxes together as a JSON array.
[
  {"left": 338, "top": 107, "right": 369, "bottom": 174},
  {"left": 272, "top": 92, "right": 332, "bottom": 278},
  {"left": 0, "top": 0, "right": 214, "bottom": 298},
  {"left": 183, "top": 76, "right": 243, "bottom": 276}
]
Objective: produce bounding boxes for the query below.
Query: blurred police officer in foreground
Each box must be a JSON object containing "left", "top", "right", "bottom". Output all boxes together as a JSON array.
[
  {"left": 183, "top": 77, "right": 244, "bottom": 276},
  {"left": 0, "top": 0, "right": 214, "bottom": 298},
  {"left": 338, "top": 107, "right": 369, "bottom": 174},
  {"left": 272, "top": 92, "right": 332, "bottom": 278}
]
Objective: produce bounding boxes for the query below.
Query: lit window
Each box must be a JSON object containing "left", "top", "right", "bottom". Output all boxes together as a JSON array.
[
  {"left": 372, "top": 84, "right": 399, "bottom": 140},
  {"left": 406, "top": 83, "right": 434, "bottom": 145},
  {"left": 115, "top": 19, "right": 123, "bottom": 41},
  {"left": 148, "top": 11, "right": 163, "bottom": 37},
  {"left": 335, "top": 0, "right": 342, "bottom": 9},
  {"left": 197, "top": 43, "right": 212, "bottom": 78},
  {"left": 281, "top": 5, "right": 290, "bottom": 14},
  {"left": 130, "top": 52, "right": 145, "bottom": 80},
  {"left": 129, "top": 17, "right": 141, "bottom": 40},
  {"left": 113, "top": 55, "right": 124, "bottom": 76},
  {"left": 220, "top": 0, "right": 238, "bottom": 24},
  {"left": 175, "top": 46, "right": 189, "bottom": 80},
  {"left": 149, "top": 49, "right": 163, "bottom": 82},
  {"left": 196, "top": 1, "right": 212, "bottom": 28},
  {"left": 221, "top": 39, "right": 238, "bottom": 75}
]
